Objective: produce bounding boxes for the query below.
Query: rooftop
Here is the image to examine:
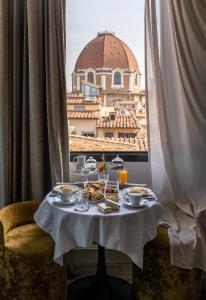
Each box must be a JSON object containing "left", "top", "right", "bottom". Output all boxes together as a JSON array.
[
  {"left": 68, "top": 110, "right": 100, "bottom": 119},
  {"left": 69, "top": 134, "right": 147, "bottom": 152},
  {"left": 67, "top": 98, "right": 101, "bottom": 105},
  {"left": 97, "top": 110, "right": 140, "bottom": 129},
  {"left": 75, "top": 32, "right": 138, "bottom": 71}
]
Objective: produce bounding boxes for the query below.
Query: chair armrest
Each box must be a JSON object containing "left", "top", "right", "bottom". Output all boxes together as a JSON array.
[{"left": 0, "top": 200, "right": 40, "bottom": 236}]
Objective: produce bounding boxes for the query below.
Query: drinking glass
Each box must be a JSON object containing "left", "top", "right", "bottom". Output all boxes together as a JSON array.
[
  {"left": 98, "top": 172, "right": 109, "bottom": 182},
  {"left": 118, "top": 169, "right": 128, "bottom": 185},
  {"left": 75, "top": 190, "right": 89, "bottom": 212}
]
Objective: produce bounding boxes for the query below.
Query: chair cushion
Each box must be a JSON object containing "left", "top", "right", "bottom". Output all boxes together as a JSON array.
[
  {"left": 5, "top": 223, "right": 54, "bottom": 264},
  {"left": 147, "top": 225, "right": 170, "bottom": 249},
  {"left": 133, "top": 225, "right": 201, "bottom": 300}
]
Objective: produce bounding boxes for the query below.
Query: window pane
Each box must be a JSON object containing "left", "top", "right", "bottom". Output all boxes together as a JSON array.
[
  {"left": 87, "top": 72, "right": 94, "bottom": 83},
  {"left": 66, "top": 0, "right": 147, "bottom": 153},
  {"left": 105, "top": 132, "right": 114, "bottom": 138},
  {"left": 114, "top": 72, "right": 121, "bottom": 85},
  {"left": 74, "top": 106, "right": 85, "bottom": 112}
]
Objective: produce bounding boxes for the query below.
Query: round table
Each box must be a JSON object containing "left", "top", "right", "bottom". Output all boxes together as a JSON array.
[{"left": 34, "top": 185, "right": 162, "bottom": 300}]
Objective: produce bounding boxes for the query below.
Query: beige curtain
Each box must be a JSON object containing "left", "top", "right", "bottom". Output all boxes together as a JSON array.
[
  {"left": 0, "top": 0, "right": 69, "bottom": 206},
  {"left": 146, "top": 0, "right": 206, "bottom": 270}
]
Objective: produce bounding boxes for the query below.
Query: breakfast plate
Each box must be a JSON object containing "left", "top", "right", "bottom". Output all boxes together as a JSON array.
[
  {"left": 53, "top": 184, "right": 79, "bottom": 194},
  {"left": 125, "top": 186, "right": 153, "bottom": 197},
  {"left": 84, "top": 181, "right": 105, "bottom": 203}
]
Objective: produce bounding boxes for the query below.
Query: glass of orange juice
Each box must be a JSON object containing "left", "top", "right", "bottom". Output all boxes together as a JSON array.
[{"left": 118, "top": 169, "right": 128, "bottom": 185}]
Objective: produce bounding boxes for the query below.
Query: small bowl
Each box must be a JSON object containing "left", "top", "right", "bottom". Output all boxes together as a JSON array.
[{"left": 53, "top": 184, "right": 79, "bottom": 202}]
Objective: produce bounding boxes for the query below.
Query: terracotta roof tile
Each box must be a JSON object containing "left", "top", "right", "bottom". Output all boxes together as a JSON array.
[
  {"left": 69, "top": 134, "right": 147, "bottom": 152},
  {"left": 97, "top": 110, "right": 140, "bottom": 129},
  {"left": 67, "top": 96, "right": 101, "bottom": 105},
  {"left": 68, "top": 111, "right": 100, "bottom": 119}
]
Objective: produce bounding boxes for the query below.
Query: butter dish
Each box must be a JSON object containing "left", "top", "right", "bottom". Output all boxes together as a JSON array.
[{"left": 97, "top": 203, "right": 112, "bottom": 213}]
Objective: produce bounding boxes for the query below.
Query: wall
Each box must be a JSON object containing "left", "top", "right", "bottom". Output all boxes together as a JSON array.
[
  {"left": 68, "top": 103, "right": 100, "bottom": 111},
  {"left": 69, "top": 119, "right": 97, "bottom": 136},
  {"left": 97, "top": 128, "right": 138, "bottom": 139}
]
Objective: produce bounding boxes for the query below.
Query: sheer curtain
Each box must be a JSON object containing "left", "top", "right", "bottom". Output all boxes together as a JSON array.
[
  {"left": 146, "top": 0, "right": 206, "bottom": 270},
  {"left": 0, "top": 0, "right": 69, "bottom": 206}
]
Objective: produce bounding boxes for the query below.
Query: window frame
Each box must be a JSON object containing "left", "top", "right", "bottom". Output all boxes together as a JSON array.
[{"left": 85, "top": 69, "right": 96, "bottom": 85}]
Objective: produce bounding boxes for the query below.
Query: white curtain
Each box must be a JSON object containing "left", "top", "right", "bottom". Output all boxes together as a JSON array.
[{"left": 146, "top": 0, "right": 206, "bottom": 270}]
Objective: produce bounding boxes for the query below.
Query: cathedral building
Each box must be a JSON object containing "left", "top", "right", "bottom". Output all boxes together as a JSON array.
[{"left": 71, "top": 31, "right": 143, "bottom": 106}]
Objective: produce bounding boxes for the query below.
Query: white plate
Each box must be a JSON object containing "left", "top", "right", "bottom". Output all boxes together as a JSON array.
[
  {"left": 52, "top": 196, "right": 76, "bottom": 206},
  {"left": 123, "top": 198, "right": 148, "bottom": 208},
  {"left": 53, "top": 184, "right": 79, "bottom": 194},
  {"left": 124, "top": 186, "right": 153, "bottom": 197}
]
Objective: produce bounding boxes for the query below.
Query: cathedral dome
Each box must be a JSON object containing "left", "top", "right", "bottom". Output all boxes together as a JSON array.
[{"left": 74, "top": 32, "right": 138, "bottom": 72}]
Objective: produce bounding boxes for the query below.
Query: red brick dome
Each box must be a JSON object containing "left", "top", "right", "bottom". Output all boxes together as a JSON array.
[{"left": 74, "top": 32, "right": 138, "bottom": 72}]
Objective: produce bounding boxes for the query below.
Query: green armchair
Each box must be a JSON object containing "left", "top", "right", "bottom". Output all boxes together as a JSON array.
[
  {"left": 0, "top": 200, "right": 67, "bottom": 300},
  {"left": 133, "top": 225, "right": 201, "bottom": 300}
]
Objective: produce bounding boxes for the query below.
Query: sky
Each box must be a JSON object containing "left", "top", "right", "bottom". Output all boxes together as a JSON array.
[{"left": 66, "top": 0, "right": 145, "bottom": 92}]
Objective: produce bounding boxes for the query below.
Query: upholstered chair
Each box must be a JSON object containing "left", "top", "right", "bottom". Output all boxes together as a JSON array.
[
  {"left": 0, "top": 200, "right": 67, "bottom": 300},
  {"left": 133, "top": 225, "right": 201, "bottom": 300}
]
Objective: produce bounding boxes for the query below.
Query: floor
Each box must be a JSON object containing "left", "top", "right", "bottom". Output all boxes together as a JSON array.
[{"left": 68, "top": 248, "right": 206, "bottom": 299}]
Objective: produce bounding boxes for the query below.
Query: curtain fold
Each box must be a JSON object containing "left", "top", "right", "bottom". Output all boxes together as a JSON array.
[
  {"left": 146, "top": 0, "right": 206, "bottom": 270},
  {"left": 0, "top": 0, "right": 69, "bottom": 206}
]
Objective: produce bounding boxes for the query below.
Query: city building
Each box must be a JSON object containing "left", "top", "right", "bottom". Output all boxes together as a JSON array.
[
  {"left": 68, "top": 31, "right": 147, "bottom": 151},
  {"left": 72, "top": 31, "right": 144, "bottom": 106}
]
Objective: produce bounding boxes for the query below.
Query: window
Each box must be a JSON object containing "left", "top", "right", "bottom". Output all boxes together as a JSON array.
[
  {"left": 66, "top": 0, "right": 146, "bottom": 155},
  {"left": 114, "top": 71, "right": 121, "bottom": 85},
  {"left": 87, "top": 72, "right": 94, "bottom": 83},
  {"left": 118, "top": 132, "right": 136, "bottom": 138},
  {"left": 104, "top": 132, "right": 114, "bottom": 138},
  {"left": 109, "top": 113, "right": 116, "bottom": 121},
  {"left": 81, "top": 131, "right": 95, "bottom": 137},
  {"left": 82, "top": 83, "right": 99, "bottom": 101},
  {"left": 74, "top": 106, "right": 85, "bottom": 112}
]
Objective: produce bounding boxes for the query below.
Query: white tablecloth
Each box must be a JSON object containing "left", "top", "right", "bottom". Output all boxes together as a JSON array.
[{"left": 34, "top": 191, "right": 162, "bottom": 269}]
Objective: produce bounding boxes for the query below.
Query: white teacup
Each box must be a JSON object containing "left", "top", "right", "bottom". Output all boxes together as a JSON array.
[
  {"left": 125, "top": 191, "right": 143, "bottom": 206},
  {"left": 57, "top": 192, "right": 70, "bottom": 202}
]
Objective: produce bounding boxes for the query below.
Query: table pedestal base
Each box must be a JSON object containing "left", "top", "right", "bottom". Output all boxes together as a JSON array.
[
  {"left": 67, "top": 245, "right": 137, "bottom": 300},
  {"left": 68, "top": 275, "right": 136, "bottom": 300}
]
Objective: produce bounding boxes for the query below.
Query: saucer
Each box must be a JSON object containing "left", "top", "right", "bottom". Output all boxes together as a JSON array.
[
  {"left": 123, "top": 198, "right": 148, "bottom": 208},
  {"left": 52, "top": 196, "right": 76, "bottom": 206}
]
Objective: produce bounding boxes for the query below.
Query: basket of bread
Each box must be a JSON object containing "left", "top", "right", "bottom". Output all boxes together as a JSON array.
[{"left": 84, "top": 181, "right": 105, "bottom": 202}]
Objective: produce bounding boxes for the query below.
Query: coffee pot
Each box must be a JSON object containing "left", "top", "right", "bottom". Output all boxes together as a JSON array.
[{"left": 73, "top": 155, "right": 86, "bottom": 173}]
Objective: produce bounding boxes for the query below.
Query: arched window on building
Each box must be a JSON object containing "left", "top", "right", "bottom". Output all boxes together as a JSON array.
[
  {"left": 114, "top": 71, "right": 121, "bottom": 85},
  {"left": 87, "top": 71, "right": 94, "bottom": 83}
]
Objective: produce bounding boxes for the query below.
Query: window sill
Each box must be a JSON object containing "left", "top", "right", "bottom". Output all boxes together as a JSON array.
[{"left": 70, "top": 151, "right": 148, "bottom": 162}]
